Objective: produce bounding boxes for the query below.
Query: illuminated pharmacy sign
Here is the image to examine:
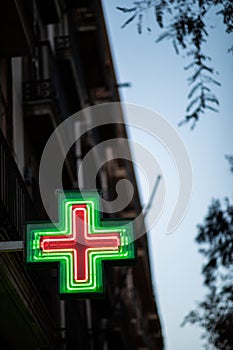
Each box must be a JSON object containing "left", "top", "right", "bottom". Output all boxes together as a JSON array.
[{"left": 26, "top": 192, "right": 135, "bottom": 295}]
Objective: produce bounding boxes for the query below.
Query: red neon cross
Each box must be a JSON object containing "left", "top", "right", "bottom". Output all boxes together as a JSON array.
[{"left": 40, "top": 204, "right": 120, "bottom": 281}]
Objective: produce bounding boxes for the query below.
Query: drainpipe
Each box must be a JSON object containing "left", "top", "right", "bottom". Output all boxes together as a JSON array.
[{"left": 60, "top": 300, "right": 66, "bottom": 350}]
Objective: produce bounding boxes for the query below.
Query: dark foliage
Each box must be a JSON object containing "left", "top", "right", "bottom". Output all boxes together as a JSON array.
[
  {"left": 182, "top": 156, "right": 233, "bottom": 350},
  {"left": 117, "top": 0, "right": 233, "bottom": 128},
  {"left": 182, "top": 198, "right": 233, "bottom": 349},
  {"left": 225, "top": 155, "right": 233, "bottom": 173}
]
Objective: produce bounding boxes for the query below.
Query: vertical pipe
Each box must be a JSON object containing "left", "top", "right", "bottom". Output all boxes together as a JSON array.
[
  {"left": 60, "top": 300, "right": 66, "bottom": 350},
  {"left": 86, "top": 299, "right": 94, "bottom": 350}
]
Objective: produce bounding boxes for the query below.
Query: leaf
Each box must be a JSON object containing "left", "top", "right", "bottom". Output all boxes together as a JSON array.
[
  {"left": 121, "top": 14, "right": 137, "bottom": 29},
  {"left": 205, "top": 96, "right": 219, "bottom": 105},
  {"left": 186, "top": 96, "right": 200, "bottom": 112},
  {"left": 201, "top": 65, "right": 214, "bottom": 74},
  {"left": 155, "top": 5, "right": 164, "bottom": 28},
  {"left": 137, "top": 14, "right": 143, "bottom": 34},
  {"left": 205, "top": 105, "right": 219, "bottom": 112},
  {"left": 188, "top": 82, "right": 202, "bottom": 99},
  {"left": 172, "top": 39, "right": 179, "bottom": 54},
  {"left": 202, "top": 74, "right": 221, "bottom": 86},
  {"left": 227, "top": 46, "right": 233, "bottom": 54},
  {"left": 117, "top": 7, "right": 137, "bottom": 13},
  {"left": 184, "top": 61, "right": 196, "bottom": 70},
  {"left": 156, "top": 31, "right": 172, "bottom": 42},
  {"left": 202, "top": 86, "right": 211, "bottom": 92},
  {"left": 188, "top": 67, "right": 202, "bottom": 83}
]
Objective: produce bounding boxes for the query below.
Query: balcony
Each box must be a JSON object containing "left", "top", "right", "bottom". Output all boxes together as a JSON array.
[
  {"left": 72, "top": 7, "right": 97, "bottom": 32},
  {"left": 0, "top": 128, "right": 54, "bottom": 348},
  {"left": 54, "top": 35, "right": 71, "bottom": 58},
  {"left": 0, "top": 128, "right": 36, "bottom": 239},
  {"left": 22, "top": 41, "right": 77, "bottom": 192},
  {"left": 23, "top": 79, "right": 53, "bottom": 101},
  {"left": 23, "top": 41, "right": 73, "bottom": 119}
]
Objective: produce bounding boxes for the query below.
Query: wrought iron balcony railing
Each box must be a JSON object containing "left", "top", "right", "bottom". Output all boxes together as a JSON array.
[
  {"left": 23, "top": 41, "right": 72, "bottom": 119},
  {"left": 0, "top": 129, "right": 55, "bottom": 347},
  {"left": 23, "top": 79, "right": 53, "bottom": 102},
  {"left": 0, "top": 128, "right": 36, "bottom": 239},
  {"left": 54, "top": 35, "right": 71, "bottom": 52}
]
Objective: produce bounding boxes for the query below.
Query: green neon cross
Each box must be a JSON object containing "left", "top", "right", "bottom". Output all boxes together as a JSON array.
[{"left": 26, "top": 191, "right": 135, "bottom": 294}]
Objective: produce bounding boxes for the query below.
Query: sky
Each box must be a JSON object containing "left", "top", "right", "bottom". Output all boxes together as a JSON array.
[{"left": 101, "top": 1, "right": 233, "bottom": 349}]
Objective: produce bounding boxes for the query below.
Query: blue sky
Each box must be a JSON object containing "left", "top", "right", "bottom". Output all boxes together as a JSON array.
[{"left": 102, "top": 1, "right": 233, "bottom": 349}]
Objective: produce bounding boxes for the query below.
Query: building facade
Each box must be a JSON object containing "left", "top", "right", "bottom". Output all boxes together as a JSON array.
[{"left": 0, "top": 1, "right": 164, "bottom": 349}]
